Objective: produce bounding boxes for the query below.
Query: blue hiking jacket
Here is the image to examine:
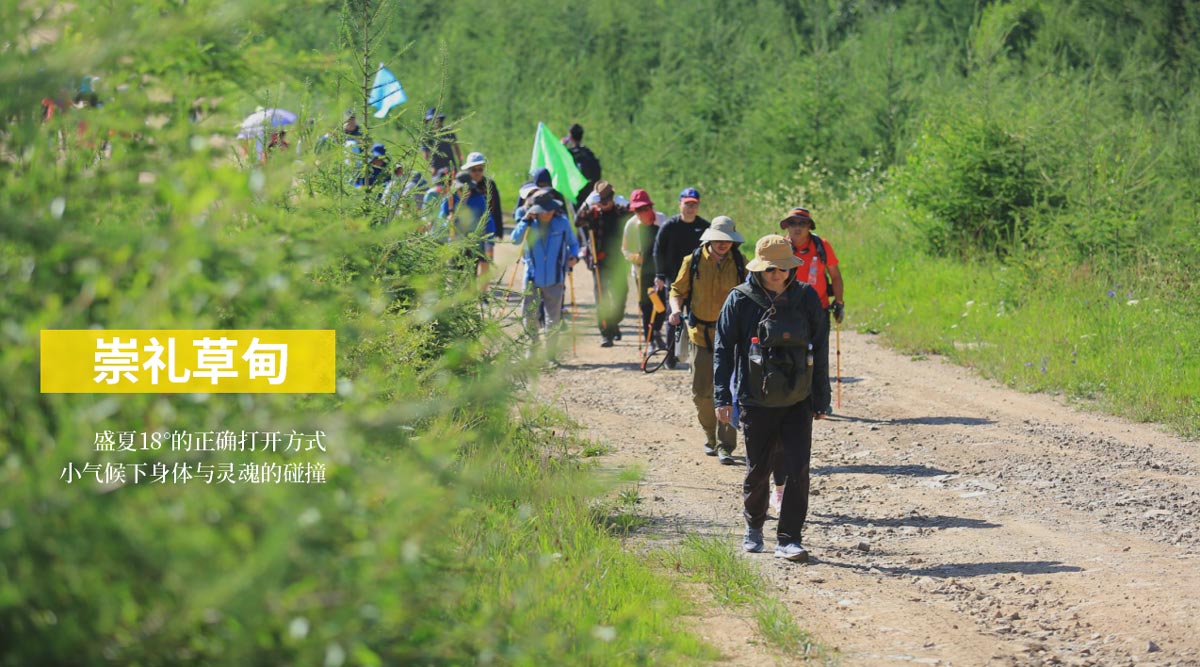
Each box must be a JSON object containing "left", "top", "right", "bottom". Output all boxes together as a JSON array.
[
  {"left": 510, "top": 212, "right": 579, "bottom": 288},
  {"left": 437, "top": 190, "right": 495, "bottom": 241}
]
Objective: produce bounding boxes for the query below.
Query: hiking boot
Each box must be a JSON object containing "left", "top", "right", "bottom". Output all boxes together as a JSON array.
[
  {"left": 600, "top": 336, "right": 614, "bottom": 348},
  {"left": 718, "top": 449, "right": 736, "bottom": 465},
  {"left": 770, "top": 484, "right": 785, "bottom": 514},
  {"left": 743, "top": 527, "right": 764, "bottom": 553},
  {"left": 703, "top": 442, "right": 718, "bottom": 456},
  {"left": 665, "top": 354, "right": 678, "bottom": 370},
  {"left": 613, "top": 331, "right": 622, "bottom": 341},
  {"left": 774, "top": 541, "right": 809, "bottom": 562}
]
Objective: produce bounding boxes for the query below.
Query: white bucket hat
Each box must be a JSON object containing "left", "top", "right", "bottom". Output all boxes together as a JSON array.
[
  {"left": 462, "top": 151, "right": 486, "bottom": 169},
  {"left": 699, "top": 215, "right": 745, "bottom": 243}
]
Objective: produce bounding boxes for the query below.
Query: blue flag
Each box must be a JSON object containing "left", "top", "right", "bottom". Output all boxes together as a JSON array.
[{"left": 369, "top": 65, "right": 407, "bottom": 119}]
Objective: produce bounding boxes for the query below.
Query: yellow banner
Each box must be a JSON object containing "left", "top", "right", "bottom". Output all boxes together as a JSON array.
[{"left": 40, "top": 330, "right": 336, "bottom": 393}]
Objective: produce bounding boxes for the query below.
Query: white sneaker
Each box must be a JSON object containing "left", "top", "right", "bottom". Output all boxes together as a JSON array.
[{"left": 770, "top": 484, "right": 785, "bottom": 514}]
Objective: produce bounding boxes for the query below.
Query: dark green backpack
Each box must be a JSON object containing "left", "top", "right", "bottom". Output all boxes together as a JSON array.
[{"left": 734, "top": 282, "right": 814, "bottom": 408}]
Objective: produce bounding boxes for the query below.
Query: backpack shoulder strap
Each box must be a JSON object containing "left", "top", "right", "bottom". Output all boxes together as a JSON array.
[
  {"left": 688, "top": 246, "right": 703, "bottom": 281},
  {"left": 733, "top": 282, "right": 772, "bottom": 311},
  {"left": 809, "top": 233, "right": 827, "bottom": 265},
  {"left": 733, "top": 248, "right": 747, "bottom": 281}
]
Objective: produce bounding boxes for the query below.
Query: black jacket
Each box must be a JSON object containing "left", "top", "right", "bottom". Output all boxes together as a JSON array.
[
  {"left": 653, "top": 214, "right": 709, "bottom": 282},
  {"left": 577, "top": 202, "right": 630, "bottom": 268},
  {"left": 713, "top": 272, "right": 831, "bottom": 412}
]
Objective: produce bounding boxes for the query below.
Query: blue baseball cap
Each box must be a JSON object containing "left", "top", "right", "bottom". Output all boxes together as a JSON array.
[
  {"left": 370, "top": 143, "right": 387, "bottom": 157},
  {"left": 679, "top": 187, "right": 700, "bottom": 202}
]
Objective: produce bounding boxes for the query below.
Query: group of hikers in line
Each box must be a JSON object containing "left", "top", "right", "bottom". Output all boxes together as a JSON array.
[
  {"left": 330, "top": 109, "right": 851, "bottom": 563},
  {"left": 491, "top": 128, "right": 846, "bottom": 561},
  {"left": 40, "top": 78, "right": 847, "bottom": 560}
]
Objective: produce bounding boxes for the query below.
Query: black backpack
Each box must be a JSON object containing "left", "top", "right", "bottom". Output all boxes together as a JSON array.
[
  {"left": 569, "top": 145, "right": 602, "bottom": 182},
  {"left": 733, "top": 282, "right": 815, "bottom": 408}
]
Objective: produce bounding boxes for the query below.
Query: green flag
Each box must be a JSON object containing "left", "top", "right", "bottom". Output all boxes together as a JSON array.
[{"left": 530, "top": 122, "right": 588, "bottom": 201}]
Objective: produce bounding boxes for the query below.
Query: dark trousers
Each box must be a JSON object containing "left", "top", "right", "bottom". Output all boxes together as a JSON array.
[
  {"left": 593, "top": 261, "right": 627, "bottom": 338},
  {"left": 771, "top": 309, "right": 830, "bottom": 486},
  {"left": 741, "top": 401, "right": 814, "bottom": 544}
]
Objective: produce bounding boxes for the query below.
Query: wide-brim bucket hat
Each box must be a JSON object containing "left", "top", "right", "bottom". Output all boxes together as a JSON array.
[
  {"left": 745, "top": 234, "right": 802, "bottom": 272},
  {"left": 699, "top": 215, "right": 744, "bottom": 243},
  {"left": 462, "top": 152, "right": 487, "bottom": 169}
]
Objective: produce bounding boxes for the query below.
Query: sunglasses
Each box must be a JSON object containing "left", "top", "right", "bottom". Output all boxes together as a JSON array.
[
  {"left": 468, "top": 167, "right": 484, "bottom": 173},
  {"left": 763, "top": 267, "right": 787, "bottom": 274}
]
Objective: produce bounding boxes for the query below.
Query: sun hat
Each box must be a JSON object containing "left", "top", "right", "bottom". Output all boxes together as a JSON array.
[
  {"left": 370, "top": 143, "right": 386, "bottom": 157},
  {"left": 593, "top": 180, "right": 615, "bottom": 202},
  {"left": 518, "top": 183, "right": 539, "bottom": 201},
  {"left": 531, "top": 167, "right": 552, "bottom": 186},
  {"left": 679, "top": 187, "right": 700, "bottom": 203},
  {"left": 462, "top": 152, "right": 486, "bottom": 169},
  {"left": 699, "top": 215, "right": 745, "bottom": 243},
  {"left": 629, "top": 189, "right": 654, "bottom": 210},
  {"left": 526, "top": 194, "right": 562, "bottom": 215},
  {"left": 424, "top": 107, "right": 446, "bottom": 121},
  {"left": 779, "top": 207, "right": 815, "bottom": 230},
  {"left": 745, "top": 235, "right": 802, "bottom": 272}
]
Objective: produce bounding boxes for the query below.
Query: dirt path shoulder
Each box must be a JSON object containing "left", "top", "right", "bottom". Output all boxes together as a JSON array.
[{"left": 497, "top": 243, "right": 1200, "bottom": 667}]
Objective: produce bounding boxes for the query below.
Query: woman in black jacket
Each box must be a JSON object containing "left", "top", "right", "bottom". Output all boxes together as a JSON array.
[{"left": 714, "top": 235, "right": 829, "bottom": 562}]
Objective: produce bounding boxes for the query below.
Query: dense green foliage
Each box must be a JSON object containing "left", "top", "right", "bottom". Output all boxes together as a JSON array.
[
  {"left": 284, "top": 0, "right": 1198, "bottom": 434},
  {"left": 1, "top": 1, "right": 713, "bottom": 665}
]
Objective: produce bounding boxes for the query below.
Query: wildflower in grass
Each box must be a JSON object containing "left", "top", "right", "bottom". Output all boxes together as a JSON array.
[{"left": 1107, "top": 290, "right": 1116, "bottom": 298}]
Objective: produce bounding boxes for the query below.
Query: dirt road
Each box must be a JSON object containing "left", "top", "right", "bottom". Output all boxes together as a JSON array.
[{"left": 499, "top": 244, "right": 1200, "bottom": 666}]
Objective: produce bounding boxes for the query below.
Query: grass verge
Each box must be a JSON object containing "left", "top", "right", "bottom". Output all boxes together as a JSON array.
[{"left": 665, "top": 535, "right": 836, "bottom": 664}]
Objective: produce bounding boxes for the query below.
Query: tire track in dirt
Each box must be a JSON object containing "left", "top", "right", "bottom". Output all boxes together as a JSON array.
[{"left": 497, "top": 244, "right": 1200, "bottom": 666}]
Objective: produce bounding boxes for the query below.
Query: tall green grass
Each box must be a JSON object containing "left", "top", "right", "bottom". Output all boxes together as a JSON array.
[{"left": 731, "top": 175, "right": 1200, "bottom": 438}]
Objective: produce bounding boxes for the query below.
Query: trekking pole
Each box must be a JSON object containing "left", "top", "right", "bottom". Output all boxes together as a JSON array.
[
  {"left": 587, "top": 227, "right": 606, "bottom": 334},
  {"left": 636, "top": 271, "right": 644, "bottom": 356},
  {"left": 506, "top": 241, "right": 524, "bottom": 294},
  {"left": 568, "top": 270, "right": 577, "bottom": 355},
  {"left": 836, "top": 317, "right": 842, "bottom": 409}
]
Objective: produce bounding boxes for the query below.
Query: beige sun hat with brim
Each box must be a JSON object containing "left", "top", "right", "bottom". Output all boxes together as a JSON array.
[
  {"left": 745, "top": 234, "right": 803, "bottom": 272},
  {"left": 699, "top": 215, "right": 745, "bottom": 243}
]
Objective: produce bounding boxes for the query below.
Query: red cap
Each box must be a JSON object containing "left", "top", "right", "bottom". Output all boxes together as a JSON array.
[{"left": 629, "top": 189, "right": 654, "bottom": 210}]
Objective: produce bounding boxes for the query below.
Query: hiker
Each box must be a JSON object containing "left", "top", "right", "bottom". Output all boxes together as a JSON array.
[
  {"left": 668, "top": 216, "right": 746, "bottom": 464},
  {"left": 342, "top": 111, "right": 362, "bottom": 139},
  {"left": 511, "top": 194, "right": 579, "bottom": 353},
  {"left": 653, "top": 187, "right": 710, "bottom": 369},
  {"left": 518, "top": 167, "right": 572, "bottom": 221},
  {"left": 766, "top": 207, "right": 846, "bottom": 510},
  {"left": 461, "top": 151, "right": 504, "bottom": 261},
  {"left": 266, "top": 130, "right": 289, "bottom": 159},
  {"left": 354, "top": 143, "right": 390, "bottom": 188},
  {"left": 563, "top": 123, "right": 602, "bottom": 210},
  {"left": 781, "top": 207, "right": 843, "bottom": 416},
  {"left": 437, "top": 170, "right": 495, "bottom": 278},
  {"left": 714, "top": 234, "right": 830, "bottom": 562},
  {"left": 622, "top": 189, "right": 668, "bottom": 350},
  {"left": 421, "top": 108, "right": 463, "bottom": 177},
  {"left": 576, "top": 180, "right": 630, "bottom": 347}
]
